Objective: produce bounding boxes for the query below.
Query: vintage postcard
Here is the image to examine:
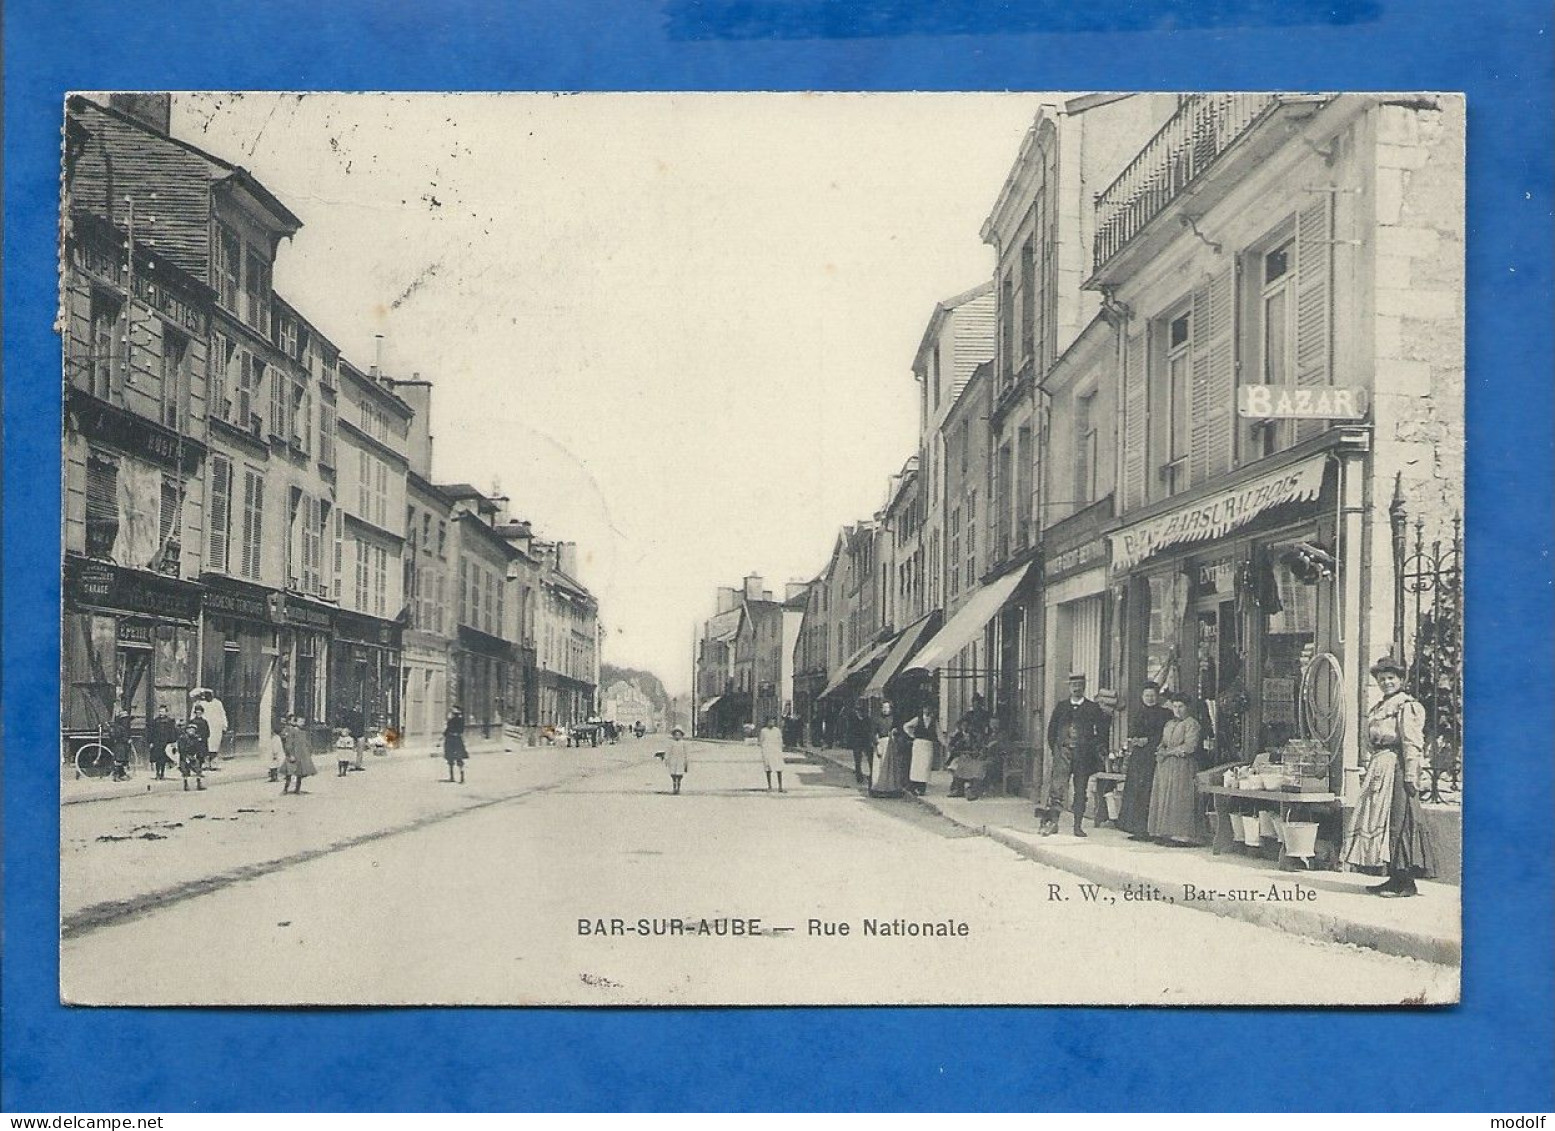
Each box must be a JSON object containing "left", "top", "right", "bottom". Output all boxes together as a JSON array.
[{"left": 58, "top": 91, "right": 1462, "bottom": 1006}]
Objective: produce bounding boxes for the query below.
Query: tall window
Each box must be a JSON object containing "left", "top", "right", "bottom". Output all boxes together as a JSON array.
[
  {"left": 319, "top": 401, "right": 336, "bottom": 467},
  {"left": 999, "top": 275, "right": 1015, "bottom": 386},
  {"left": 1016, "top": 426, "right": 1032, "bottom": 549},
  {"left": 1018, "top": 236, "right": 1035, "bottom": 363},
  {"left": 355, "top": 536, "right": 370, "bottom": 610},
  {"left": 88, "top": 291, "right": 121, "bottom": 400},
  {"left": 373, "top": 545, "right": 388, "bottom": 617},
  {"left": 269, "top": 364, "right": 290, "bottom": 439},
  {"left": 158, "top": 476, "right": 180, "bottom": 570},
  {"left": 1256, "top": 239, "right": 1297, "bottom": 458},
  {"left": 160, "top": 329, "right": 189, "bottom": 429},
  {"left": 358, "top": 449, "right": 372, "bottom": 517},
  {"left": 965, "top": 489, "right": 977, "bottom": 589},
  {"left": 332, "top": 508, "right": 343, "bottom": 599},
  {"left": 243, "top": 247, "right": 271, "bottom": 334},
  {"left": 291, "top": 383, "right": 310, "bottom": 451},
  {"left": 1075, "top": 390, "right": 1098, "bottom": 506},
  {"left": 241, "top": 355, "right": 262, "bottom": 433},
  {"left": 240, "top": 468, "right": 265, "bottom": 581},
  {"left": 214, "top": 224, "right": 241, "bottom": 312},
  {"left": 1164, "top": 310, "right": 1192, "bottom": 497},
  {"left": 85, "top": 450, "right": 120, "bottom": 559},
  {"left": 209, "top": 333, "right": 233, "bottom": 423},
  {"left": 207, "top": 454, "right": 232, "bottom": 574},
  {"left": 374, "top": 460, "right": 388, "bottom": 528}
]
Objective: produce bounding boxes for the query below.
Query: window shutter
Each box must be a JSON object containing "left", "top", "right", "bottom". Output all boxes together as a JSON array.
[
  {"left": 1190, "top": 266, "right": 1236, "bottom": 486},
  {"left": 1121, "top": 328, "right": 1148, "bottom": 511},
  {"left": 1294, "top": 194, "right": 1334, "bottom": 443},
  {"left": 208, "top": 456, "right": 230, "bottom": 574}
]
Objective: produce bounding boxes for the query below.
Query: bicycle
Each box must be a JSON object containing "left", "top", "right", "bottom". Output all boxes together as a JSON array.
[{"left": 72, "top": 728, "right": 143, "bottom": 781}]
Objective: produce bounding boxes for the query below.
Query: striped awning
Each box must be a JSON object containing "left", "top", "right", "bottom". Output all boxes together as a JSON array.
[
  {"left": 819, "top": 634, "right": 897, "bottom": 699},
  {"left": 904, "top": 561, "right": 1035, "bottom": 674},
  {"left": 862, "top": 611, "right": 942, "bottom": 698}
]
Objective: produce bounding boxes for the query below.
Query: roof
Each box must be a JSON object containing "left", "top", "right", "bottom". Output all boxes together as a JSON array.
[
  {"left": 340, "top": 360, "right": 415, "bottom": 417},
  {"left": 911, "top": 280, "right": 995, "bottom": 374}
]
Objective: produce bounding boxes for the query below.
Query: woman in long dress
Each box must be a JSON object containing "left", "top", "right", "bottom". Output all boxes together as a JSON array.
[
  {"left": 442, "top": 707, "right": 468, "bottom": 783},
  {"left": 759, "top": 716, "right": 786, "bottom": 792},
  {"left": 1344, "top": 657, "right": 1441, "bottom": 896},
  {"left": 1148, "top": 692, "right": 1201, "bottom": 843},
  {"left": 1119, "top": 682, "right": 1173, "bottom": 839},
  {"left": 868, "top": 702, "right": 908, "bottom": 798}
]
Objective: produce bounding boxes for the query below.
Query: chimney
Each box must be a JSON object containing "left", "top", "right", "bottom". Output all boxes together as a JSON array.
[
  {"left": 716, "top": 587, "right": 740, "bottom": 614},
  {"left": 395, "top": 372, "right": 434, "bottom": 479},
  {"left": 109, "top": 93, "right": 171, "bottom": 136},
  {"left": 556, "top": 541, "right": 579, "bottom": 579},
  {"left": 743, "top": 574, "right": 764, "bottom": 602},
  {"left": 371, "top": 334, "right": 385, "bottom": 378}
]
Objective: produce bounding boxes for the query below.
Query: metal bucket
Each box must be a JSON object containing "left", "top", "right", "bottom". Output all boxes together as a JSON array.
[
  {"left": 1104, "top": 789, "right": 1123, "bottom": 820},
  {"left": 1258, "top": 810, "right": 1279, "bottom": 839},
  {"left": 1228, "top": 813, "right": 1246, "bottom": 841},
  {"left": 1241, "top": 817, "right": 1264, "bottom": 848},
  {"left": 1282, "top": 821, "right": 1319, "bottom": 860}
]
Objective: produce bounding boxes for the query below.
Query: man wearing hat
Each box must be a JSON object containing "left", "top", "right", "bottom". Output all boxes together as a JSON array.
[{"left": 1039, "top": 673, "right": 1111, "bottom": 837}]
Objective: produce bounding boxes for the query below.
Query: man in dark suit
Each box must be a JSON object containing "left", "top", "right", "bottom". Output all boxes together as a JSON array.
[
  {"left": 1040, "top": 673, "right": 1111, "bottom": 837},
  {"left": 846, "top": 698, "right": 874, "bottom": 783}
]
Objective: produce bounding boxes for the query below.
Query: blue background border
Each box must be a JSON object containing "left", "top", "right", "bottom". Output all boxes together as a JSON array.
[{"left": 6, "top": 0, "right": 1552, "bottom": 1113}]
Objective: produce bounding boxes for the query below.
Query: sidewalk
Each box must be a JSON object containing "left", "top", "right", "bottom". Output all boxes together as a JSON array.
[
  {"left": 802, "top": 744, "right": 1460, "bottom": 966},
  {"left": 60, "top": 733, "right": 515, "bottom": 805}
]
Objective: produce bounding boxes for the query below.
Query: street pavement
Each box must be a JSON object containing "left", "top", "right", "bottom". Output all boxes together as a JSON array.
[{"left": 60, "top": 738, "right": 1458, "bottom": 1006}]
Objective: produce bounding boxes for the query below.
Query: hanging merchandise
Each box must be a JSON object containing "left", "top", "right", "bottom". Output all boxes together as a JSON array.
[{"left": 1281, "top": 541, "right": 1337, "bottom": 583}]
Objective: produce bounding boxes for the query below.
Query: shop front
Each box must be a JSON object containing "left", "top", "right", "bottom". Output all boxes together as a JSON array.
[
  {"left": 455, "top": 624, "right": 515, "bottom": 739},
  {"left": 1041, "top": 499, "right": 1116, "bottom": 718},
  {"left": 330, "top": 609, "right": 402, "bottom": 738},
  {"left": 275, "top": 592, "right": 335, "bottom": 751},
  {"left": 199, "top": 573, "right": 280, "bottom": 757},
  {"left": 1110, "top": 452, "right": 1343, "bottom": 782},
  {"left": 63, "top": 554, "right": 203, "bottom": 761}
]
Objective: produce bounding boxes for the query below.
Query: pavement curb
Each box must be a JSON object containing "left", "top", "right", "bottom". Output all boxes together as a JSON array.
[{"left": 800, "top": 745, "right": 1458, "bottom": 968}]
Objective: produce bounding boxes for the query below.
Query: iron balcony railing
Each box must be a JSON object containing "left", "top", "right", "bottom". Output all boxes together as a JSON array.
[{"left": 1092, "top": 93, "right": 1282, "bottom": 271}]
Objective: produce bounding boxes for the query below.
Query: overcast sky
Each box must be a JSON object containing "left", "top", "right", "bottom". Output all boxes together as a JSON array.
[{"left": 167, "top": 92, "right": 1054, "bottom": 698}]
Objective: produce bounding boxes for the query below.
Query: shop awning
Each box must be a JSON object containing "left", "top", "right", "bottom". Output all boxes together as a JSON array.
[
  {"left": 903, "top": 561, "right": 1035, "bottom": 674},
  {"left": 862, "top": 611, "right": 943, "bottom": 698},
  {"left": 697, "top": 696, "right": 723, "bottom": 714},
  {"left": 819, "top": 634, "right": 897, "bottom": 699}
]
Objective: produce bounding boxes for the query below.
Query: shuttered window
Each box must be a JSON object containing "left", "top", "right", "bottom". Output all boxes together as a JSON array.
[
  {"left": 1189, "top": 266, "right": 1236, "bottom": 486},
  {"left": 161, "top": 329, "right": 189, "bottom": 430},
  {"left": 85, "top": 451, "right": 120, "bottom": 559},
  {"left": 1292, "top": 196, "right": 1334, "bottom": 444},
  {"left": 207, "top": 455, "right": 232, "bottom": 574},
  {"left": 319, "top": 402, "right": 336, "bottom": 467},
  {"left": 240, "top": 469, "right": 264, "bottom": 581},
  {"left": 209, "top": 333, "right": 233, "bottom": 423},
  {"left": 215, "top": 225, "right": 241, "bottom": 312},
  {"left": 1121, "top": 329, "right": 1149, "bottom": 511},
  {"left": 158, "top": 476, "right": 179, "bottom": 559},
  {"left": 88, "top": 292, "right": 121, "bottom": 400}
]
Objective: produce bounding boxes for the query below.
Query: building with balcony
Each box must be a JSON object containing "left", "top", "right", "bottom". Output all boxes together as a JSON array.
[
  {"left": 973, "top": 95, "right": 1178, "bottom": 760},
  {"left": 1087, "top": 93, "right": 1464, "bottom": 803}
]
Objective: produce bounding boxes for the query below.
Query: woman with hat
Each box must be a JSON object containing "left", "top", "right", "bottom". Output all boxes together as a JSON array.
[
  {"left": 663, "top": 726, "right": 690, "bottom": 794},
  {"left": 1147, "top": 692, "right": 1201, "bottom": 844},
  {"left": 1344, "top": 657, "right": 1440, "bottom": 896}
]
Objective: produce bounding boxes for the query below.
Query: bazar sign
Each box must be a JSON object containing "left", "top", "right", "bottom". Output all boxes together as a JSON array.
[
  {"left": 1238, "top": 385, "right": 1368, "bottom": 420},
  {"left": 1109, "top": 458, "right": 1327, "bottom": 573}
]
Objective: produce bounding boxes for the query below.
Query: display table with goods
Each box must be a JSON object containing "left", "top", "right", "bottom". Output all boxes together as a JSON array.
[{"left": 1201, "top": 741, "right": 1341, "bottom": 868}]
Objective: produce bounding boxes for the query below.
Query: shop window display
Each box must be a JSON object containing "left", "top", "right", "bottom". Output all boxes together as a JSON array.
[{"left": 1258, "top": 540, "right": 1320, "bottom": 750}]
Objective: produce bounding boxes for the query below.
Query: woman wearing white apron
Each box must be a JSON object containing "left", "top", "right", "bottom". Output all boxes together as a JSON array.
[
  {"left": 903, "top": 707, "right": 939, "bottom": 797},
  {"left": 868, "top": 702, "right": 908, "bottom": 798}
]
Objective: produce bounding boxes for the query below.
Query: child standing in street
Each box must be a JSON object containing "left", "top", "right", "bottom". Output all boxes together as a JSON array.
[
  {"left": 334, "top": 728, "right": 357, "bottom": 777},
  {"left": 175, "top": 721, "right": 206, "bottom": 792},
  {"left": 662, "top": 726, "right": 689, "bottom": 795}
]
